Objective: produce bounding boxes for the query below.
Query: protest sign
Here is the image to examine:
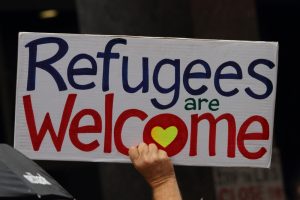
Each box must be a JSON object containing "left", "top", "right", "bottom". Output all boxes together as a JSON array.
[
  {"left": 14, "top": 32, "right": 278, "bottom": 167},
  {"left": 213, "top": 148, "right": 286, "bottom": 199}
]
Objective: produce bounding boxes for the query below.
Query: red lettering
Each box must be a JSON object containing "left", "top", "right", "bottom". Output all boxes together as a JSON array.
[
  {"left": 237, "top": 115, "right": 269, "bottom": 159},
  {"left": 23, "top": 92, "right": 270, "bottom": 161},
  {"left": 190, "top": 113, "right": 236, "bottom": 157},
  {"left": 114, "top": 109, "right": 148, "bottom": 155},
  {"left": 219, "top": 188, "right": 235, "bottom": 200},
  {"left": 69, "top": 109, "right": 102, "bottom": 151},
  {"left": 23, "top": 94, "right": 76, "bottom": 151},
  {"left": 238, "top": 186, "right": 262, "bottom": 200},
  {"left": 104, "top": 93, "right": 114, "bottom": 153}
]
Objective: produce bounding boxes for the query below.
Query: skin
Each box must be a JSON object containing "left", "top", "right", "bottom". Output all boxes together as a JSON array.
[{"left": 129, "top": 143, "right": 182, "bottom": 200}]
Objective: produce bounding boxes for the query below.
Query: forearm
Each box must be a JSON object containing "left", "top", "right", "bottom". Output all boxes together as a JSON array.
[
  {"left": 152, "top": 177, "right": 182, "bottom": 200},
  {"left": 129, "top": 143, "right": 182, "bottom": 200}
]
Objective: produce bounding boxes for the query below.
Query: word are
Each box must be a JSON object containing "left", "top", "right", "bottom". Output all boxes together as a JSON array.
[{"left": 185, "top": 97, "right": 220, "bottom": 111}]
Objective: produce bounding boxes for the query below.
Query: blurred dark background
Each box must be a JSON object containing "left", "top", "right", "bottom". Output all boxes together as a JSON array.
[{"left": 0, "top": 0, "right": 299, "bottom": 199}]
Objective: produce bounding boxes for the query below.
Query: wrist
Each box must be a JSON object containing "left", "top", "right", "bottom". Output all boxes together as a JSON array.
[
  {"left": 151, "top": 176, "right": 182, "bottom": 200},
  {"left": 150, "top": 175, "right": 177, "bottom": 190}
]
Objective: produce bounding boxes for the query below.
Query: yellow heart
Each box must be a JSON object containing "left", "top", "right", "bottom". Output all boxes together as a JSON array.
[{"left": 151, "top": 126, "right": 178, "bottom": 148}]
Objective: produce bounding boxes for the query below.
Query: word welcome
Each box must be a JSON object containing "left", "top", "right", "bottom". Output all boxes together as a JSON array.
[{"left": 24, "top": 93, "right": 269, "bottom": 159}]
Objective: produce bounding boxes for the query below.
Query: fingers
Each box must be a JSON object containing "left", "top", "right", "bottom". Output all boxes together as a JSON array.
[
  {"left": 158, "top": 149, "right": 168, "bottom": 159},
  {"left": 149, "top": 143, "right": 158, "bottom": 160},
  {"left": 138, "top": 142, "right": 148, "bottom": 156},
  {"left": 129, "top": 143, "right": 161, "bottom": 160},
  {"left": 129, "top": 143, "right": 169, "bottom": 164},
  {"left": 129, "top": 142, "right": 151, "bottom": 162},
  {"left": 149, "top": 143, "right": 158, "bottom": 153},
  {"left": 129, "top": 146, "right": 139, "bottom": 162}
]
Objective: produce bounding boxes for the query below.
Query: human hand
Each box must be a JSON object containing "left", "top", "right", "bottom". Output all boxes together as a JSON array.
[{"left": 128, "top": 143, "right": 176, "bottom": 189}]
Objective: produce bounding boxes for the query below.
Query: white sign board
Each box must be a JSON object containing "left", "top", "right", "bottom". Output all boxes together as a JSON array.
[
  {"left": 213, "top": 148, "right": 286, "bottom": 199},
  {"left": 14, "top": 32, "right": 278, "bottom": 167}
]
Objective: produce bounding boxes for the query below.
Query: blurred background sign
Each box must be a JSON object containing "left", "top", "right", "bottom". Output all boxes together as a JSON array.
[{"left": 213, "top": 148, "right": 286, "bottom": 200}]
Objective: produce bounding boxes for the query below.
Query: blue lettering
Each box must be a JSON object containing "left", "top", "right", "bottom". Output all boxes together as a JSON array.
[
  {"left": 245, "top": 59, "right": 274, "bottom": 99},
  {"left": 122, "top": 56, "right": 149, "bottom": 93},
  {"left": 215, "top": 61, "right": 242, "bottom": 96},
  {"left": 183, "top": 59, "right": 211, "bottom": 95},
  {"left": 67, "top": 54, "right": 97, "bottom": 90},
  {"left": 25, "top": 37, "right": 68, "bottom": 91},
  {"left": 97, "top": 38, "right": 127, "bottom": 91},
  {"left": 151, "top": 59, "right": 180, "bottom": 109}
]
